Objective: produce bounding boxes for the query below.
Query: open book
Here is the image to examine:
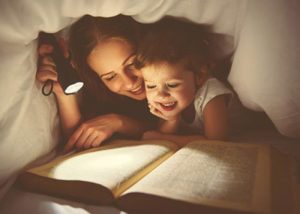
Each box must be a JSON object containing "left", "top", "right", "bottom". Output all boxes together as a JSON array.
[{"left": 17, "top": 139, "right": 299, "bottom": 214}]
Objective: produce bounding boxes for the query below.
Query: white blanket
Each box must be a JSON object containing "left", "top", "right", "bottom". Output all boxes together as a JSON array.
[{"left": 1, "top": 0, "right": 300, "bottom": 202}]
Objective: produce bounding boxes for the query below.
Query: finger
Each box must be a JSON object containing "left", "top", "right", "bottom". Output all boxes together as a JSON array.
[
  {"left": 151, "top": 108, "right": 169, "bottom": 120},
  {"left": 39, "top": 55, "right": 56, "bottom": 68},
  {"left": 142, "top": 132, "right": 151, "bottom": 140},
  {"left": 149, "top": 107, "right": 162, "bottom": 118},
  {"left": 75, "top": 128, "right": 93, "bottom": 149},
  {"left": 83, "top": 131, "right": 99, "bottom": 149},
  {"left": 91, "top": 135, "right": 106, "bottom": 148},
  {"left": 149, "top": 102, "right": 163, "bottom": 114},
  {"left": 38, "top": 63, "right": 57, "bottom": 73},
  {"left": 38, "top": 55, "right": 57, "bottom": 78},
  {"left": 149, "top": 107, "right": 159, "bottom": 117},
  {"left": 64, "top": 128, "right": 83, "bottom": 152},
  {"left": 36, "top": 68, "right": 58, "bottom": 82},
  {"left": 151, "top": 101, "right": 161, "bottom": 110},
  {"left": 38, "top": 44, "right": 53, "bottom": 55}
]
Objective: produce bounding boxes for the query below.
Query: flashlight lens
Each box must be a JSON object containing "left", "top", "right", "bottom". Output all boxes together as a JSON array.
[{"left": 65, "top": 82, "right": 84, "bottom": 94}]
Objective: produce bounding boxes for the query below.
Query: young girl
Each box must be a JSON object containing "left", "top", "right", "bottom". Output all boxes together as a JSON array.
[{"left": 136, "top": 18, "right": 245, "bottom": 146}]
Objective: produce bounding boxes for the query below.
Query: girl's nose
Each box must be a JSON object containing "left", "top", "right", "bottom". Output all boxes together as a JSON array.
[{"left": 156, "top": 86, "right": 170, "bottom": 98}]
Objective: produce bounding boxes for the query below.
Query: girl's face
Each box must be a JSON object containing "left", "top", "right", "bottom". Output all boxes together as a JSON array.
[
  {"left": 142, "top": 62, "right": 198, "bottom": 118},
  {"left": 87, "top": 38, "right": 146, "bottom": 100}
]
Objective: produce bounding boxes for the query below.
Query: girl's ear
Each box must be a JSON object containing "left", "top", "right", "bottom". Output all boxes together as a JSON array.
[{"left": 195, "top": 65, "right": 209, "bottom": 87}]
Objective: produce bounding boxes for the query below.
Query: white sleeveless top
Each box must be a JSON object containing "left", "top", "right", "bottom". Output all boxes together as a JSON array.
[{"left": 185, "top": 78, "right": 248, "bottom": 134}]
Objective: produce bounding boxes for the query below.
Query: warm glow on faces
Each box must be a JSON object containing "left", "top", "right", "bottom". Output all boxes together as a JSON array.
[
  {"left": 142, "top": 61, "right": 197, "bottom": 118},
  {"left": 87, "top": 38, "right": 146, "bottom": 100}
]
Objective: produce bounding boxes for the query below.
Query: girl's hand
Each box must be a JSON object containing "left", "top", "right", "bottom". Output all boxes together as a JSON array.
[
  {"left": 36, "top": 44, "right": 64, "bottom": 96},
  {"left": 64, "top": 114, "right": 123, "bottom": 152},
  {"left": 148, "top": 102, "right": 179, "bottom": 121}
]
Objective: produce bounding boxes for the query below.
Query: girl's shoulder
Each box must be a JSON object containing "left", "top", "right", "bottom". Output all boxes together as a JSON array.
[
  {"left": 194, "top": 77, "right": 232, "bottom": 112},
  {"left": 196, "top": 77, "right": 232, "bottom": 98}
]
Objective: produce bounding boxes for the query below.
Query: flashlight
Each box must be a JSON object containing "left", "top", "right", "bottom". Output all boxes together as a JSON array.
[{"left": 39, "top": 32, "right": 84, "bottom": 95}]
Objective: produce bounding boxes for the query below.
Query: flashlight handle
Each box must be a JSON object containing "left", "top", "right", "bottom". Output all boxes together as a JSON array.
[
  {"left": 39, "top": 32, "right": 70, "bottom": 78},
  {"left": 39, "top": 32, "right": 80, "bottom": 95}
]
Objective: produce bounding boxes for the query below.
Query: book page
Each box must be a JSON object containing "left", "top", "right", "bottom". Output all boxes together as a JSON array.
[
  {"left": 27, "top": 139, "right": 178, "bottom": 196},
  {"left": 123, "top": 140, "right": 270, "bottom": 214}
]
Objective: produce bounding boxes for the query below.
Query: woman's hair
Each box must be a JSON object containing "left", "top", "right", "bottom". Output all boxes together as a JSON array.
[
  {"left": 136, "top": 17, "right": 213, "bottom": 74},
  {"left": 68, "top": 15, "right": 142, "bottom": 118}
]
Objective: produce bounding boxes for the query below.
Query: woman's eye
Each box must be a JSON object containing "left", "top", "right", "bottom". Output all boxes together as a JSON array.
[
  {"left": 146, "top": 85, "right": 156, "bottom": 89},
  {"left": 167, "top": 83, "right": 180, "bottom": 88},
  {"left": 125, "top": 63, "right": 135, "bottom": 72},
  {"left": 103, "top": 74, "right": 117, "bottom": 81}
]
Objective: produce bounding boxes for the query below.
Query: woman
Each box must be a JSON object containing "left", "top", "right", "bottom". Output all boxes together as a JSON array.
[{"left": 37, "top": 15, "right": 155, "bottom": 152}]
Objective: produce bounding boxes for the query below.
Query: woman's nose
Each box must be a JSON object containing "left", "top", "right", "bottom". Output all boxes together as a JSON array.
[{"left": 122, "top": 72, "right": 138, "bottom": 89}]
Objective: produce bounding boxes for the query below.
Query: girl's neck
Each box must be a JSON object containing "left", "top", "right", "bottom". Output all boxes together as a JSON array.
[{"left": 182, "top": 102, "right": 195, "bottom": 124}]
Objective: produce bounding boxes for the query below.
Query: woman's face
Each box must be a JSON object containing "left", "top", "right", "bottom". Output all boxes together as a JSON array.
[{"left": 87, "top": 38, "right": 146, "bottom": 100}]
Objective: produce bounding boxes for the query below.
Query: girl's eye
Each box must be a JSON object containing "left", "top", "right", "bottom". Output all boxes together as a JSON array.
[
  {"left": 146, "top": 85, "right": 156, "bottom": 89},
  {"left": 167, "top": 83, "right": 180, "bottom": 88},
  {"left": 103, "top": 73, "right": 117, "bottom": 81}
]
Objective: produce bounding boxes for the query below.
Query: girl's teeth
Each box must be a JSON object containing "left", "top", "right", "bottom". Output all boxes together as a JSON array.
[{"left": 162, "top": 102, "right": 175, "bottom": 107}]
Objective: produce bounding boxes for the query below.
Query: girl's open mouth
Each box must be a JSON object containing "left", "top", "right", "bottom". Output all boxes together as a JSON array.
[{"left": 159, "top": 101, "right": 177, "bottom": 111}]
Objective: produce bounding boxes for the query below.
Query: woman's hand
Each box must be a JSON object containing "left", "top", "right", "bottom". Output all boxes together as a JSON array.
[
  {"left": 64, "top": 114, "right": 123, "bottom": 152},
  {"left": 36, "top": 44, "right": 64, "bottom": 96},
  {"left": 36, "top": 37, "right": 69, "bottom": 96}
]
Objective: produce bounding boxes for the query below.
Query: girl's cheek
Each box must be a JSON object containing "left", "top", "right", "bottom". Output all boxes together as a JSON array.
[{"left": 146, "top": 92, "right": 155, "bottom": 103}]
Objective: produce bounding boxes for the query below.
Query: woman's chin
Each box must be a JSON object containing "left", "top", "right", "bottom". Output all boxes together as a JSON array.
[{"left": 127, "top": 92, "right": 146, "bottom": 100}]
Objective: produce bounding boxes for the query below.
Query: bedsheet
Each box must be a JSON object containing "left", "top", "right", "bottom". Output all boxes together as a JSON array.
[{"left": 1, "top": 0, "right": 300, "bottom": 204}]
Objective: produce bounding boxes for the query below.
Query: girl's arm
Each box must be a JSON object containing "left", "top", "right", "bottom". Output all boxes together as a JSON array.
[
  {"left": 142, "top": 94, "right": 229, "bottom": 147},
  {"left": 202, "top": 94, "right": 229, "bottom": 140},
  {"left": 158, "top": 117, "right": 180, "bottom": 134},
  {"left": 148, "top": 102, "right": 181, "bottom": 134}
]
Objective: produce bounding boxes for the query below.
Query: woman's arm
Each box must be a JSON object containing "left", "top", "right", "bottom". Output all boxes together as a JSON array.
[
  {"left": 64, "top": 113, "right": 154, "bottom": 152},
  {"left": 55, "top": 94, "right": 82, "bottom": 138},
  {"left": 37, "top": 44, "right": 82, "bottom": 138},
  {"left": 118, "top": 114, "right": 154, "bottom": 137}
]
